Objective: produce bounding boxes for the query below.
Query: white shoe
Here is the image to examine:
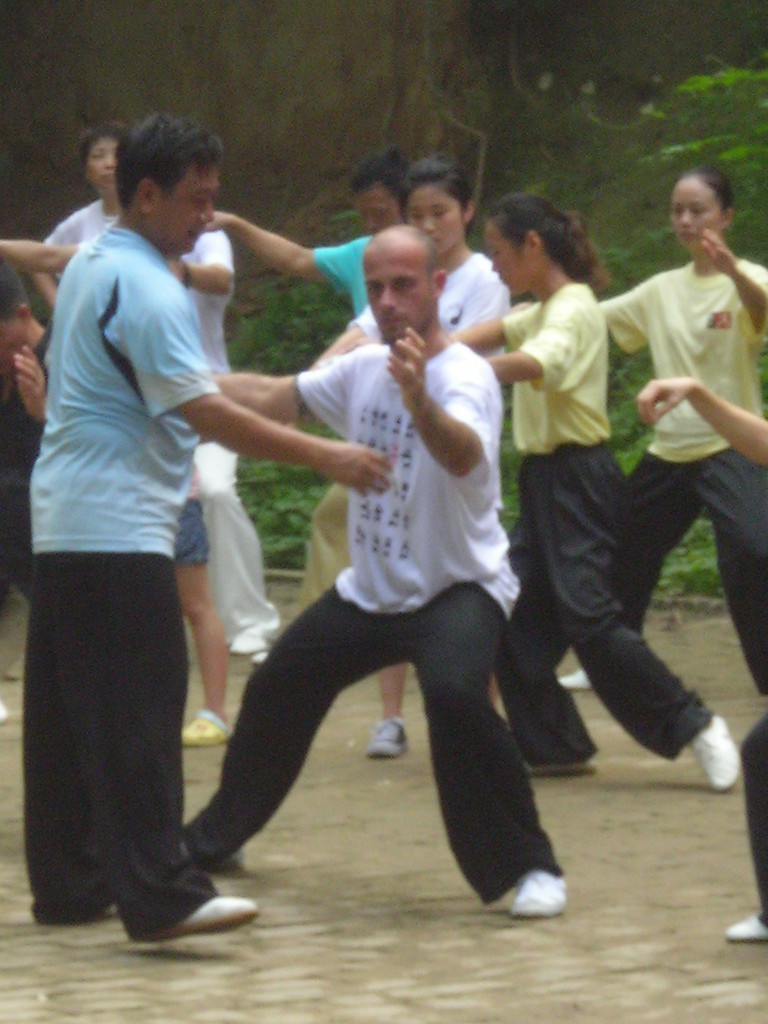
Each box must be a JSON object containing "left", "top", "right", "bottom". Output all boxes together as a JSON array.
[
  {"left": 251, "top": 647, "right": 270, "bottom": 665},
  {"left": 138, "top": 895, "right": 258, "bottom": 942},
  {"left": 0, "top": 695, "right": 7, "bottom": 725},
  {"left": 366, "top": 717, "right": 408, "bottom": 758},
  {"left": 690, "top": 715, "right": 740, "bottom": 792},
  {"left": 558, "top": 668, "right": 591, "bottom": 690},
  {"left": 230, "top": 632, "right": 273, "bottom": 657},
  {"left": 510, "top": 870, "right": 567, "bottom": 918},
  {"left": 725, "top": 913, "right": 768, "bottom": 942}
]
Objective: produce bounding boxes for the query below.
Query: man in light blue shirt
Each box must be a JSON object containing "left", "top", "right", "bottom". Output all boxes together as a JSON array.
[{"left": 24, "top": 113, "right": 389, "bottom": 943}]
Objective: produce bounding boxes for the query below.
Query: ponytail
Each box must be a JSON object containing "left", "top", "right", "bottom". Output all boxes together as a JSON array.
[{"left": 490, "top": 193, "right": 609, "bottom": 292}]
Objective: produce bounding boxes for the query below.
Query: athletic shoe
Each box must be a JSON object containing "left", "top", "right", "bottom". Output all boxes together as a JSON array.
[
  {"left": 366, "top": 717, "right": 408, "bottom": 759},
  {"left": 182, "top": 710, "right": 231, "bottom": 747},
  {"left": 230, "top": 633, "right": 272, "bottom": 657},
  {"left": 0, "top": 694, "right": 7, "bottom": 725},
  {"left": 136, "top": 895, "right": 258, "bottom": 942},
  {"left": 725, "top": 914, "right": 768, "bottom": 942},
  {"left": 558, "top": 668, "right": 592, "bottom": 690},
  {"left": 510, "top": 870, "right": 567, "bottom": 918},
  {"left": 689, "top": 715, "right": 740, "bottom": 792}
]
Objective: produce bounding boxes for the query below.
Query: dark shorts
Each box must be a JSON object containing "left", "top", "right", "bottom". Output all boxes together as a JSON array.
[{"left": 174, "top": 499, "right": 209, "bottom": 566}]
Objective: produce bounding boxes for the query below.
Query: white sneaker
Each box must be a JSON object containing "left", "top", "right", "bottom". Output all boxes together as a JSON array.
[
  {"left": 725, "top": 913, "right": 768, "bottom": 942},
  {"left": 558, "top": 668, "right": 591, "bottom": 690},
  {"left": 366, "top": 717, "right": 408, "bottom": 759},
  {"left": 138, "top": 895, "right": 258, "bottom": 942},
  {"left": 230, "top": 631, "right": 273, "bottom": 657},
  {"left": 0, "top": 694, "right": 7, "bottom": 725},
  {"left": 689, "top": 715, "right": 740, "bottom": 792},
  {"left": 510, "top": 870, "right": 567, "bottom": 918}
]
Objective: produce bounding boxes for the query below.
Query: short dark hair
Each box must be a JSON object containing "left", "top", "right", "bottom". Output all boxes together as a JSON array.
[
  {"left": 116, "top": 113, "right": 223, "bottom": 209},
  {"left": 0, "top": 260, "right": 27, "bottom": 321},
  {"left": 350, "top": 146, "right": 409, "bottom": 200},
  {"left": 403, "top": 154, "right": 472, "bottom": 210},
  {"left": 78, "top": 121, "right": 128, "bottom": 165}
]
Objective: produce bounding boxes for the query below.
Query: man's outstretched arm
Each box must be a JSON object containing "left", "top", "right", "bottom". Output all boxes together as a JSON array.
[
  {"left": 0, "top": 239, "right": 77, "bottom": 275},
  {"left": 182, "top": 390, "right": 390, "bottom": 494},
  {"left": 214, "top": 372, "right": 300, "bottom": 424}
]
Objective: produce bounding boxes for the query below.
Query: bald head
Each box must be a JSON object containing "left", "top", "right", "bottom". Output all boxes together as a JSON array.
[
  {"left": 363, "top": 225, "right": 438, "bottom": 276},
  {"left": 362, "top": 226, "right": 444, "bottom": 347}
]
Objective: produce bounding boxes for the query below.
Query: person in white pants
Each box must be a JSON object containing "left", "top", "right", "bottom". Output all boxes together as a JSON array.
[
  {"left": 182, "top": 231, "right": 280, "bottom": 659},
  {"left": 192, "top": 441, "right": 279, "bottom": 656}
]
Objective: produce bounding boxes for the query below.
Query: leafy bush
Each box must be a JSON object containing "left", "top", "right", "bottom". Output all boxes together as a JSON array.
[
  {"left": 228, "top": 278, "right": 351, "bottom": 374},
  {"left": 238, "top": 456, "right": 329, "bottom": 569},
  {"left": 229, "top": 276, "right": 351, "bottom": 567}
]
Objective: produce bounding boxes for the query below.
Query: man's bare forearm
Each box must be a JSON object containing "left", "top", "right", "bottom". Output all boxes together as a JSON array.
[
  {"left": 182, "top": 392, "right": 390, "bottom": 492},
  {"left": 407, "top": 390, "right": 483, "bottom": 477},
  {"left": 215, "top": 371, "right": 299, "bottom": 423}
]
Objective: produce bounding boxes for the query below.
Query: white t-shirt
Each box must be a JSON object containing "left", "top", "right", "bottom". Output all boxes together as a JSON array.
[
  {"left": 182, "top": 231, "right": 235, "bottom": 374},
  {"left": 45, "top": 199, "right": 118, "bottom": 245},
  {"left": 297, "top": 343, "right": 518, "bottom": 616},
  {"left": 353, "top": 252, "right": 510, "bottom": 339}
]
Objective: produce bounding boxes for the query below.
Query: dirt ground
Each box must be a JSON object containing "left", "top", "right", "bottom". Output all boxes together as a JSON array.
[{"left": 1, "top": 577, "right": 767, "bottom": 1024}]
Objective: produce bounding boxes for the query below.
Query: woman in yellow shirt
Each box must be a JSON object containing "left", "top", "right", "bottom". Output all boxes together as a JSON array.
[
  {"left": 606, "top": 166, "right": 768, "bottom": 697},
  {"left": 460, "top": 192, "right": 738, "bottom": 790}
]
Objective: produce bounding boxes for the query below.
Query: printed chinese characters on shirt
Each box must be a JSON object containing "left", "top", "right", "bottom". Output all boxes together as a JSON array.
[{"left": 353, "top": 402, "right": 416, "bottom": 562}]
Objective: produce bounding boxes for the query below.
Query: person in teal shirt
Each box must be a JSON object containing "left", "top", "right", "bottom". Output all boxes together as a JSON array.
[{"left": 210, "top": 146, "right": 407, "bottom": 314}]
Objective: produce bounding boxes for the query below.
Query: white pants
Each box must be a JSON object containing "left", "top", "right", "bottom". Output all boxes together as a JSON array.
[{"left": 193, "top": 443, "right": 280, "bottom": 653}]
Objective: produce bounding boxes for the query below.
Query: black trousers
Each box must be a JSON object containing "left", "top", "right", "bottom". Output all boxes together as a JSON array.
[
  {"left": 741, "top": 711, "right": 768, "bottom": 923},
  {"left": 24, "top": 553, "right": 215, "bottom": 939},
  {"left": 615, "top": 448, "right": 768, "bottom": 694},
  {"left": 496, "top": 446, "right": 710, "bottom": 767},
  {"left": 186, "top": 583, "right": 561, "bottom": 905},
  {"left": 0, "top": 474, "right": 34, "bottom": 600}
]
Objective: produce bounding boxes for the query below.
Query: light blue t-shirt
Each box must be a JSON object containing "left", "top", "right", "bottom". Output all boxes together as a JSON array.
[
  {"left": 32, "top": 227, "right": 219, "bottom": 557},
  {"left": 313, "top": 235, "right": 370, "bottom": 314}
]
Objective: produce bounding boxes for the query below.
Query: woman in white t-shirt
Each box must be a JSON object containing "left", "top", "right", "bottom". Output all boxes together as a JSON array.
[
  {"left": 308, "top": 155, "right": 510, "bottom": 758},
  {"left": 349, "top": 153, "right": 510, "bottom": 343},
  {"left": 33, "top": 122, "right": 126, "bottom": 309}
]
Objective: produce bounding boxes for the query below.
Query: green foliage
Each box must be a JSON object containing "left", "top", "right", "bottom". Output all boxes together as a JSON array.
[
  {"left": 656, "top": 519, "right": 720, "bottom": 597},
  {"left": 230, "top": 275, "right": 353, "bottom": 567},
  {"left": 228, "top": 278, "right": 351, "bottom": 373},
  {"left": 626, "top": 57, "right": 768, "bottom": 274},
  {"left": 676, "top": 64, "right": 768, "bottom": 93},
  {"left": 238, "top": 454, "right": 330, "bottom": 570}
]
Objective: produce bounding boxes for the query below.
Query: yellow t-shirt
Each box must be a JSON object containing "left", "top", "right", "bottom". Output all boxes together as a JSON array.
[
  {"left": 503, "top": 282, "right": 610, "bottom": 455},
  {"left": 602, "top": 261, "right": 768, "bottom": 462}
]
